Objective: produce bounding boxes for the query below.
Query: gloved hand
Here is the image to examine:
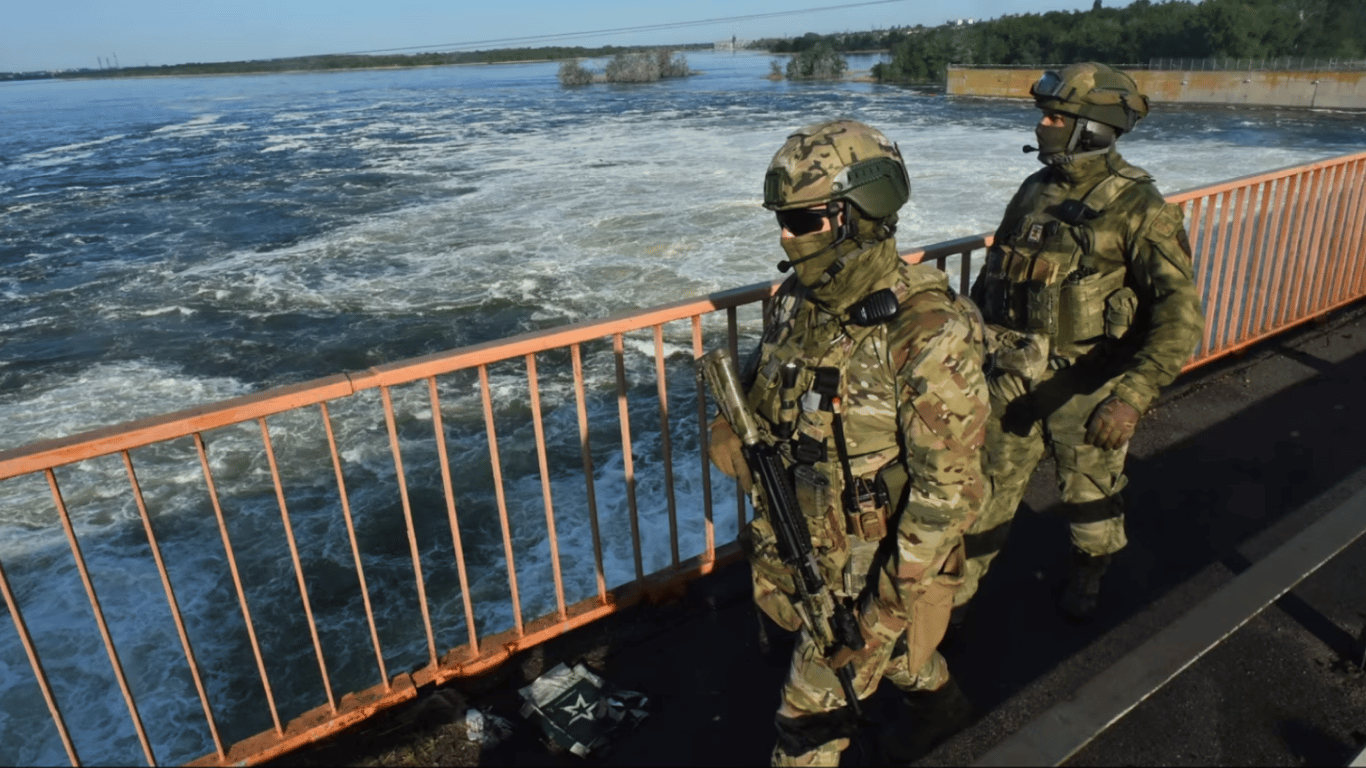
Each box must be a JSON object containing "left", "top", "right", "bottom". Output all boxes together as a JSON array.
[
  {"left": 830, "top": 634, "right": 880, "bottom": 670},
  {"left": 707, "top": 416, "right": 751, "bottom": 493},
  {"left": 1085, "top": 396, "right": 1141, "bottom": 450},
  {"left": 829, "top": 599, "right": 902, "bottom": 670}
]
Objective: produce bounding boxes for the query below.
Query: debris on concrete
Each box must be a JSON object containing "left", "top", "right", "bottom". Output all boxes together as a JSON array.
[
  {"left": 518, "top": 662, "right": 649, "bottom": 757},
  {"left": 463, "top": 707, "right": 513, "bottom": 749}
]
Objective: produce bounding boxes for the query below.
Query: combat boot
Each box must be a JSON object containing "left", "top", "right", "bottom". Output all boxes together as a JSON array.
[
  {"left": 1059, "top": 547, "right": 1112, "bottom": 621},
  {"left": 772, "top": 711, "right": 855, "bottom": 767},
  {"left": 877, "top": 677, "right": 975, "bottom": 764}
]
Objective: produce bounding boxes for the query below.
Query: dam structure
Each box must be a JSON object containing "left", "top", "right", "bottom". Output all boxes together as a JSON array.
[{"left": 947, "top": 61, "right": 1366, "bottom": 109}]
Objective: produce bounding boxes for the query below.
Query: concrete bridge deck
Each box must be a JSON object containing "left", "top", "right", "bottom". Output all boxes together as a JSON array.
[{"left": 273, "top": 299, "right": 1366, "bottom": 767}]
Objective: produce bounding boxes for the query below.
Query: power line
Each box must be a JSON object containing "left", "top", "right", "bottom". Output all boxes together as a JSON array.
[{"left": 325, "top": 0, "right": 911, "bottom": 56}]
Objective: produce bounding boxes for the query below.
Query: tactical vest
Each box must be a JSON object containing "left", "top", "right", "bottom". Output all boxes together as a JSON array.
[
  {"left": 744, "top": 264, "right": 972, "bottom": 597},
  {"left": 977, "top": 172, "right": 1144, "bottom": 359}
]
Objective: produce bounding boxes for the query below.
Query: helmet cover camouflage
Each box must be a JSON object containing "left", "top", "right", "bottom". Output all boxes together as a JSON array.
[
  {"left": 1031, "top": 62, "right": 1150, "bottom": 134},
  {"left": 763, "top": 119, "right": 911, "bottom": 219}
]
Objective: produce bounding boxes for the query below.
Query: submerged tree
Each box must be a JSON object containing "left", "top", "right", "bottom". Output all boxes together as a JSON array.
[
  {"left": 557, "top": 60, "right": 594, "bottom": 86},
  {"left": 604, "top": 52, "right": 657, "bottom": 82},
  {"left": 654, "top": 49, "right": 691, "bottom": 78},
  {"left": 785, "top": 43, "right": 848, "bottom": 80},
  {"left": 603, "top": 50, "right": 691, "bottom": 83},
  {"left": 555, "top": 49, "right": 691, "bottom": 87}
]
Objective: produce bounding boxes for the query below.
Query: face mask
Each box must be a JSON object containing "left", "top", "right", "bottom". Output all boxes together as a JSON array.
[
  {"left": 1035, "top": 115, "right": 1076, "bottom": 160},
  {"left": 779, "top": 229, "right": 842, "bottom": 288}
]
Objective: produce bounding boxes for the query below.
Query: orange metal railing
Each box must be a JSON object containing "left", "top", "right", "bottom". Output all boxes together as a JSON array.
[
  {"left": 1172, "top": 153, "right": 1366, "bottom": 364},
  {"left": 0, "top": 151, "right": 1363, "bottom": 767}
]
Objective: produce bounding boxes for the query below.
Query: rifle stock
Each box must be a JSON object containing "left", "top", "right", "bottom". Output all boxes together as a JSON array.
[{"left": 698, "top": 349, "right": 864, "bottom": 717}]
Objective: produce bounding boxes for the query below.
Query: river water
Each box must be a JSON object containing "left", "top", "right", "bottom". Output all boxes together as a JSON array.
[{"left": 1, "top": 51, "right": 1364, "bottom": 765}]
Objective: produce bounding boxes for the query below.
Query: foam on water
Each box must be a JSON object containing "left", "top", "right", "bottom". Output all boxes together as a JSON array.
[{"left": 0, "top": 361, "right": 251, "bottom": 453}]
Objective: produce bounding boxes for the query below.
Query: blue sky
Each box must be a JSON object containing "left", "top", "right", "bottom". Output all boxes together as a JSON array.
[{"left": 3, "top": 0, "right": 1135, "bottom": 73}]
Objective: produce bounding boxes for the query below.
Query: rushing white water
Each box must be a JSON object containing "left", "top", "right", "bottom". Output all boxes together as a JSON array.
[{"left": 1, "top": 51, "right": 1364, "bottom": 765}]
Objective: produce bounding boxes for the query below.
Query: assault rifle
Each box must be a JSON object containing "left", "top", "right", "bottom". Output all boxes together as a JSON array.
[{"left": 698, "top": 349, "right": 865, "bottom": 718}]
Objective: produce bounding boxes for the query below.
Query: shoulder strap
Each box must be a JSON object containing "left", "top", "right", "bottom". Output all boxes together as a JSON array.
[
  {"left": 893, "top": 262, "right": 951, "bottom": 305},
  {"left": 742, "top": 275, "right": 805, "bottom": 384},
  {"left": 1080, "top": 172, "right": 1140, "bottom": 214},
  {"left": 1083, "top": 154, "right": 1156, "bottom": 212}
]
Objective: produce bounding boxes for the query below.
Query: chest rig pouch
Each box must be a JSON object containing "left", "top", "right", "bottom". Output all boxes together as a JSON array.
[
  {"left": 978, "top": 174, "right": 1139, "bottom": 352},
  {"left": 748, "top": 345, "right": 850, "bottom": 595},
  {"left": 747, "top": 304, "right": 907, "bottom": 598}
]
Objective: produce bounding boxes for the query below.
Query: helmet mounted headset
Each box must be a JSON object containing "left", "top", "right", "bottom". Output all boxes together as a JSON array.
[
  {"left": 1023, "top": 62, "right": 1149, "bottom": 165},
  {"left": 762, "top": 120, "right": 911, "bottom": 280}
]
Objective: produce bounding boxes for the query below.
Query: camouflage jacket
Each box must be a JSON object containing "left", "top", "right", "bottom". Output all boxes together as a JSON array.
[
  {"left": 972, "top": 150, "right": 1206, "bottom": 413},
  {"left": 744, "top": 240, "right": 990, "bottom": 640}
]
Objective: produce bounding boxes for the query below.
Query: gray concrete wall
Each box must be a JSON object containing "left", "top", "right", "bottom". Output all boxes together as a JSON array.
[{"left": 946, "top": 66, "right": 1366, "bottom": 109}]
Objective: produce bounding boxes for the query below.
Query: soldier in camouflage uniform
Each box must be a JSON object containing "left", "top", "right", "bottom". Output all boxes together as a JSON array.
[
  {"left": 957, "top": 63, "right": 1206, "bottom": 621},
  {"left": 707, "top": 119, "right": 991, "bottom": 765}
]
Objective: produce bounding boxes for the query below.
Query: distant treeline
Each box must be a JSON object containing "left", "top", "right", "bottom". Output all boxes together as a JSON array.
[
  {"left": 11, "top": 0, "right": 1364, "bottom": 84},
  {"left": 1, "top": 44, "right": 712, "bottom": 81},
  {"left": 750, "top": 0, "right": 1366, "bottom": 84}
]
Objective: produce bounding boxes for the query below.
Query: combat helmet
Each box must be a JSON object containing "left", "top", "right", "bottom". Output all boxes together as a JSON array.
[
  {"left": 1030, "top": 62, "right": 1149, "bottom": 161},
  {"left": 763, "top": 119, "right": 910, "bottom": 221}
]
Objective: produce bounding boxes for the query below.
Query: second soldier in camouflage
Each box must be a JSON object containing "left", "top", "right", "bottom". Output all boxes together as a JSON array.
[{"left": 959, "top": 62, "right": 1206, "bottom": 621}]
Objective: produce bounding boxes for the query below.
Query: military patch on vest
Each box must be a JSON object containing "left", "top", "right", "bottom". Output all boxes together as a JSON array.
[
  {"left": 911, "top": 390, "right": 954, "bottom": 438},
  {"left": 1026, "top": 222, "right": 1046, "bottom": 245}
]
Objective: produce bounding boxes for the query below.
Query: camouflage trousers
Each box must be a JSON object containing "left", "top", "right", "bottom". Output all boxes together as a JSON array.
[
  {"left": 770, "top": 596, "right": 956, "bottom": 765},
  {"left": 955, "top": 363, "right": 1129, "bottom": 608}
]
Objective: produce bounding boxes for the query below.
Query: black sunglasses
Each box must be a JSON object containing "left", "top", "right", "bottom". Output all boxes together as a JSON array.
[{"left": 775, "top": 208, "right": 830, "bottom": 236}]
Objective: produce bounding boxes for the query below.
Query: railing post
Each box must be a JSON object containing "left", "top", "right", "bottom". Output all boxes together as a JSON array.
[
  {"left": 123, "top": 451, "right": 226, "bottom": 761},
  {"left": 613, "top": 333, "right": 645, "bottom": 582},
  {"left": 571, "top": 343, "right": 608, "bottom": 603},
  {"left": 477, "top": 366, "right": 525, "bottom": 637},
  {"left": 525, "top": 354, "right": 569, "bottom": 619},
  {"left": 379, "top": 385, "right": 440, "bottom": 666},
  {"left": 0, "top": 557, "right": 80, "bottom": 766}
]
